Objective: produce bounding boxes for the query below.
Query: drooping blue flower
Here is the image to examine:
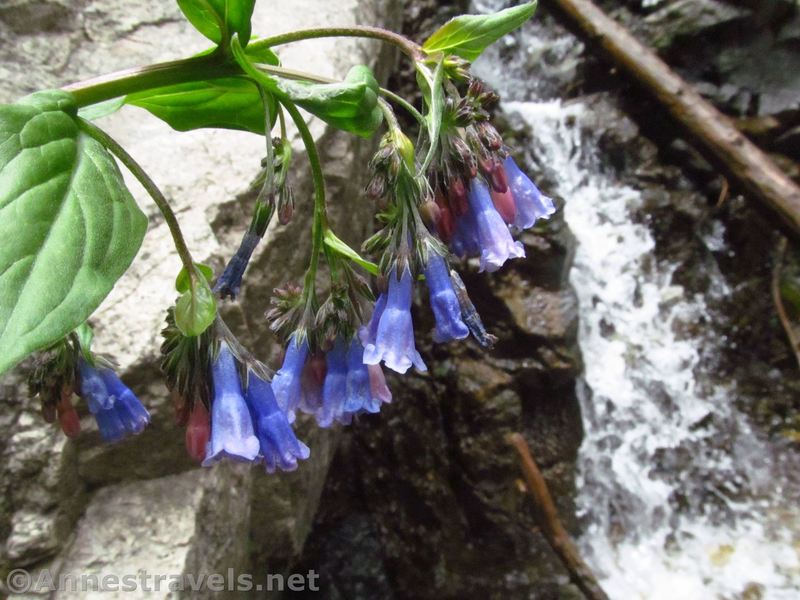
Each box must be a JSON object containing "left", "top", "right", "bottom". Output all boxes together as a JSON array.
[
  {"left": 363, "top": 267, "right": 427, "bottom": 374},
  {"left": 94, "top": 406, "right": 127, "bottom": 443},
  {"left": 245, "top": 374, "right": 310, "bottom": 473},
  {"left": 424, "top": 254, "right": 469, "bottom": 343},
  {"left": 78, "top": 359, "right": 112, "bottom": 414},
  {"left": 78, "top": 360, "right": 150, "bottom": 442},
  {"left": 469, "top": 179, "right": 525, "bottom": 272},
  {"left": 344, "top": 337, "right": 376, "bottom": 414},
  {"left": 450, "top": 207, "right": 481, "bottom": 259},
  {"left": 98, "top": 369, "right": 150, "bottom": 435},
  {"left": 271, "top": 334, "right": 309, "bottom": 422},
  {"left": 318, "top": 338, "right": 348, "bottom": 427},
  {"left": 202, "top": 345, "right": 260, "bottom": 466},
  {"left": 357, "top": 326, "right": 393, "bottom": 410},
  {"left": 363, "top": 293, "right": 387, "bottom": 348},
  {"left": 503, "top": 157, "right": 555, "bottom": 230}
]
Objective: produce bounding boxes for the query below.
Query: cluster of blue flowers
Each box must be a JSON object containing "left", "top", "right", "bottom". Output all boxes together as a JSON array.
[
  {"left": 34, "top": 73, "right": 555, "bottom": 480},
  {"left": 447, "top": 161, "right": 554, "bottom": 272},
  {"left": 272, "top": 331, "right": 392, "bottom": 425},
  {"left": 199, "top": 345, "right": 310, "bottom": 473},
  {"left": 77, "top": 360, "right": 150, "bottom": 443}
]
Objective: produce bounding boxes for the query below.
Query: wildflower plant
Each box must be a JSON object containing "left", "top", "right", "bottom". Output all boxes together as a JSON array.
[{"left": 3, "top": 1, "right": 555, "bottom": 472}]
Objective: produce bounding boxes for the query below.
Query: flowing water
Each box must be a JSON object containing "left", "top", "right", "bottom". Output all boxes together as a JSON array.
[{"left": 472, "top": 2, "right": 800, "bottom": 598}]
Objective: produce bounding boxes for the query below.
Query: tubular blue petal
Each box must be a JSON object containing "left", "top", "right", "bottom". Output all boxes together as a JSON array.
[
  {"left": 450, "top": 208, "right": 481, "bottom": 259},
  {"left": 344, "top": 338, "right": 372, "bottom": 414},
  {"left": 363, "top": 293, "right": 388, "bottom": 348},
  {"left": 94, "top": 406, "right": 127, "bottom": 443},
  {"left": 424, "top": 254, "right": 469, "bottom": 343},
  {"left": 245, "top": 375, "right": 310, "bottom": 473},
  {"left": 469, "top": 179, "right": 525, "bottom": 272},
  {"left": 504, "top": 157, "right": 555, "bottom": 230},
  {"left": 363, "top": 266, "right": 427, "bottom": 374},
  {"left": 98, "top": 369, "right": 150, "bottom": 435},
  {"left": 78, "top": 359, "right": 112, "bottom": 414},
  {"left": 271, "top": 334, "right": 309, "bottom": 422},
  {"left": 319, "top": 338, "right": 348, "bottom": 427},
  {"left": 202, "top": 345, "right": 260, "bottom": 466}
]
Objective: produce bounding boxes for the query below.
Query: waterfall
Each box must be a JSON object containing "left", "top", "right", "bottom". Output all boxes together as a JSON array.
[{"left": 472, "top": 3, "right": 800, "bottom": 598}]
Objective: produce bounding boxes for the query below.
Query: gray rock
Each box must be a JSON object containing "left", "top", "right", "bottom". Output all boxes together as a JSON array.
[{"left": 642, "top": 0, "right": 749, "bottom": 50}]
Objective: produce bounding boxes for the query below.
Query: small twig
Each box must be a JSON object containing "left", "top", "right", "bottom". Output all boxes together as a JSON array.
[
  {"left": 771, "top": 236, "right": 800, "bottom": 370},
  {"left": 508, "top": 433, "right": 610, "bottom": 600},
  {"left": 716, "top": 176, "right": 730, "bottom": 208}
]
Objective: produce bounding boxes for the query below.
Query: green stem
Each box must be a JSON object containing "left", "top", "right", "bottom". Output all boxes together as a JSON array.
[
  {"left": 378, "top": 97, "right": 401, "bottom": 134},
  {"left": 256, "top": 64, "right": 336, "bottom": 84},
  {"left": 64, "top": 24, "right": 426, "bottom": 108},
  {"left": 379, "top": 88, "right": 425, "bottom": 127},
  {"left": 77, "top": 118, "right": 196, "bottom": 282},
  {"left": 281, "top": 100, "right": 328, "bottom": 296},
  {"left": 65, "top": 53, "right": 232, "bottom": 108},
  {"left": 249, "top": 26, "right": 424, "bottom": 61}
]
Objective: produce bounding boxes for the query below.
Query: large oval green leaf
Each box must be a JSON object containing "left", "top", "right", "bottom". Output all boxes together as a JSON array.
[
  {"left": 0, "top": 90, "right": 148, "bottom": 375},
  {"left": 127, "top": 77, "right": 277, "bottom": 134}
]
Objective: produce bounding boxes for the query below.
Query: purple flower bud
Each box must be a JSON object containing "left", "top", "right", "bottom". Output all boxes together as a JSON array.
[
  {"left": 202, "top": 345, "right": 260, "bottom": 466},
  {"left": 271, "top": 334, "right": 309, "bottom": 422},
  {"left": 318, "top": 338, "right": 348, "bottom": 427},
  {"left": 245, "top": 375, "right": 310, "bottom": 473},
  {"left": 78, "top": 359, "right": 111, "bottom": 414},
  {"left": 98, "top": 369, "right": 150, "bottom": 435},
  {"left": 503, "top": 157, "right": 555, "bottom": 230},
  {"left": 363, "top": 267, "right": 427, "bottom": 374},
  {"left": 299, "top": 352, "right": 325, "bottom": 416},
  {"left": 468, "top": 179, "right": 525, "bottom": 272},
  {"left": 214, "top": 231, "right": 260, "bottom": 300},
  {"left": 424, "top": 254, "right": 469, "bottom": 343}
]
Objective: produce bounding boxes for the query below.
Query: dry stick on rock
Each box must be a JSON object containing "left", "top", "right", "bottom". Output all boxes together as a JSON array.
[
  {"left": 771, "top": 236, "right": 800, "bottom": 369},
  {"left": 508, "top": 433, "right": 610, "bottom": 600},
  {"left": 545, "top": 0, "right": 800, "bottom": 238}
]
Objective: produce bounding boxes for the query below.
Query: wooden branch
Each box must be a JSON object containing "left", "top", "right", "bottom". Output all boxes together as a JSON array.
[
  {"left": 545, "top": 0, "right": 800, "bottom": 238},
  {"left": 508, "top": 433, "right": 610, "bottom": 600},
  {"left": 771, "top": 236, "right": 800, "bottom": 369}
]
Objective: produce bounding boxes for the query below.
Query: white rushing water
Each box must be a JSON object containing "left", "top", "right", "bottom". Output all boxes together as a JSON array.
[{"left": 472, "top": 3, "right": 800, "bottom": 598}]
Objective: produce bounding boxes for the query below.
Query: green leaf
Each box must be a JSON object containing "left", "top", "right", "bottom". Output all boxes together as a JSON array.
[
  {"left": 77, "top": 97, "right": 125, "bottom": 121},
  {"left": 416, "top": 59, "right": 445, "bottom": 172},
  {"left": 323, "top": 229, "right": 379, "bottom": 275},
  {"left": 422, "top": 1, "right": 537, "bottom": 62},
  {"left": 0, "top": 90, "right": 148, "bottom": 376},
  {"left": 174, "top": 271, "right": 217, "bottom": 337},
  {"left": 175, "top": 263, "right": 214, "bottom": 293},
  {"left": 275, "top": 65, "right": 383, "bottom": 138},
  {"left": 244, "top": 43, "right": 280, "bottom": 66},
  {"left": 177, "top": 0, "right": 256, "bottom": 46},
  {"left": 127, "top": 77, "right": 277, "bottom": 134},
  {"left": 74, "top": 322, "right": 95, "bottom": 363}
]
